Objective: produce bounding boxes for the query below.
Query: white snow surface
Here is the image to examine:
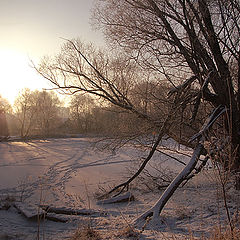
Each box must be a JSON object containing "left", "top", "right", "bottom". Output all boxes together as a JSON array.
[{"left": 0, "top": 137, "right": 239, "bottom": 239}]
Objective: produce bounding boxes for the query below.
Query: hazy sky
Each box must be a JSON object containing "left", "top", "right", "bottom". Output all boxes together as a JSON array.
[{"left": 0, "top": 0, "right": 104, "bottom": 104}]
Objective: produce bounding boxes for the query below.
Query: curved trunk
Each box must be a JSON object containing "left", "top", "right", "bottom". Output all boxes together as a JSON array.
[{"left": 134, "top": 141, "right": 204, "bottom": 226}]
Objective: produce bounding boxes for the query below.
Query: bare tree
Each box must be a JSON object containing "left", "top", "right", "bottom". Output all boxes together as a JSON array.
[
  {"left": 35, "top": 0, "right": 240, "bottom": 226},
  {"left": 35, "top": 39, "right": 192, "bottom": 224},
  {"left": 94, "top": 0, "right": 240, "bottom": 167},
  {"left": 0, "top": 95, "right": 11, "bottom": 114},
  {"left": 14, "top": 89, "right": 37, "bottom": 138},
  {"left": 14, "top": 89, "right": 62, "bottom": 137},
  {"left": 69, "top": 94, "right": 95, "bottom": 133},
  {"left": 34, "top": 90, "right": 61, "bottom": 136}
]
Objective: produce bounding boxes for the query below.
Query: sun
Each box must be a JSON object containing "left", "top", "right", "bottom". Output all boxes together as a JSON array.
[{"left": 0, "top": 48, "right": 47, "bottom": 105}]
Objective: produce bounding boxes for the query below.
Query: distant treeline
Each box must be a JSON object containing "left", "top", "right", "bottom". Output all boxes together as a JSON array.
[
  {"left": 0, "top": 84, "right": 208, "bottom": 141},
  {"left": 0, "top": 87, "right": 160, "bottom": 139}
]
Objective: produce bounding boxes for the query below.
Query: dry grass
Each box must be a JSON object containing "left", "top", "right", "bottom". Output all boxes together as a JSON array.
[
  {"left": 175, "top": 205, "right": 193, "bottom": 220},
  {"left": 198, "top": 225, "right": 240, "bottom": 240},
  {"left": 116, "top": 226, "right": 140, "bottom": 239},
  {"left": 0, "top": 194, "right": 16, "bottom": 210},
  {"left": 70, "top": 225, "right": 101, "bottom": 240}
]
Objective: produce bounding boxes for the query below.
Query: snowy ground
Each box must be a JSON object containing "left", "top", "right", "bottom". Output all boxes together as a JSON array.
[{"left": 0, "top": 137, "right": 239, "bottom": 239}]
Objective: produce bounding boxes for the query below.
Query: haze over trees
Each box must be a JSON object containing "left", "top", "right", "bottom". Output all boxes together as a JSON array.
[
  {"left": 33, "top": 0, "right": 240, "bottom": 224},
  {"left": 13, "top": 89, "right": 62, "bottom": 137},
  {"left": 1, "top": 89, "right": 134, "bottom": 138},
  {"left": 0, "top": 95, "right": 11, "bottom": 137}
]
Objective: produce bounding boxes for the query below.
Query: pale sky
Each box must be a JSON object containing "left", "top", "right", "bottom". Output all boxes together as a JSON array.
[{"left": 0, "top": 0, "right": 104, "bottom": 104}]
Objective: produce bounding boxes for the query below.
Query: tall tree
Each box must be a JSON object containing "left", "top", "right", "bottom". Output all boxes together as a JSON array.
[
  {"left": 35, "top": 0, "right": 240, "bottom": 224},
  {"left": 34, "top": 90, "right": 61, "bottom": 136},
  {"left": 14, "top": 89, "right": 36, "bottom": 138},
  {"left": 94, "top": 0, "right": 240, "bottom": 168}
]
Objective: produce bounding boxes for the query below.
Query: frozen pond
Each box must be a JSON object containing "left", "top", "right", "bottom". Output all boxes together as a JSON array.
[
  {"left": 1, "top": 137, "right": 236, "bottom": 240},
  {"left": 0, "top": 138, "right": 143, "bottom": 205},
  {"left": 0, "top": 137, "right": 190, "bottom": 205},
  {"left": 0, "top": 137, "right": 195, "bottom": 240}
]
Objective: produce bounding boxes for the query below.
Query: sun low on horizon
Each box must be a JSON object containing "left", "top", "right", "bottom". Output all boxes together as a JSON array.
[
  {"left": 0, "top": 48, "right": 50, "bottom": 105},
  {"left": 0, "top": 0, "right": 104, "bottom": 106}
]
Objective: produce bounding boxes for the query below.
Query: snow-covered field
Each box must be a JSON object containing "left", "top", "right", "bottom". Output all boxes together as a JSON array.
[{"left": 0, "top": 137, "right": 239, "bottom": 239}]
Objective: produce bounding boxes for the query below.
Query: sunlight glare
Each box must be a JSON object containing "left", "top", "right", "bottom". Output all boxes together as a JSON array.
[{"left": 0, "top": 48, "right": 47, "bottom": 104}]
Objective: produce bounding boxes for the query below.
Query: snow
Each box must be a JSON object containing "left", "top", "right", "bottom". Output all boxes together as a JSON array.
[{"left": 0, "top": 137, "right": 239, "bottom": 239}]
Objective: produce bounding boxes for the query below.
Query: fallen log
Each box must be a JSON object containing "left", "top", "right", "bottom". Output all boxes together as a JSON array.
[
  {"left": 40, "top": 205, "right": 103, "bottom": 216},
  {"left": 14, "top": 202, "right": 45, "bottom": 219},
  {"left": 97, "top": 192, "right": 134, "bottom": 205},
  {"left": 45, "top": 213, "right": 68, "bottom": 223}
]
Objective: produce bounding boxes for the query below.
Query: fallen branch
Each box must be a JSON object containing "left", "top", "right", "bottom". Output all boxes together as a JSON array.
[
  {"left": 0, "top": 136, "right": 10, "bottom": 142},
  {"left": 45, "top": 213, "right": 68, "bottom": 223},
  {"left": 134, "top": 105, "right": 227, "bottom": 227},
  {"left": 97, "top": 192, "right": 134, "bottom": 205},
  {"left": 134, "top": 140, "right": 204, "bottom": 227},
  {"left": 100, "top": 115, "right": 172, "bottom": 198}
]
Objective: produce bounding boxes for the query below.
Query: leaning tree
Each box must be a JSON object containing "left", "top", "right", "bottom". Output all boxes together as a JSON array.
[{"left": 36, "top": 0, "right": 240, "bottom": 225}]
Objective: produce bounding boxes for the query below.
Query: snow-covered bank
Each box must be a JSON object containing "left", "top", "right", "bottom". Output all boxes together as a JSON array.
[{"left": 0, "top": 138, "right": 239, "bottom": 239}]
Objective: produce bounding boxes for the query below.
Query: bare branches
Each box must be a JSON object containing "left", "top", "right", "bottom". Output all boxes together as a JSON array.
[
  {"left": 101, "top": 113, "right": 172, "bottom": 198},
  {"left": 36, "top": 40, "right": 162, "bottom": 125},
  {"left": 190, "top": 105, "right": 227, "bottom": 142},
  {"left": 168, "top": 75, "right": 197, "bottom": 97},
  {"left": 95, "top": 0, "right": 240, "bottom": 109},
  {"left": 134, "top": 101, "right": 228, "bottom": 225}
]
